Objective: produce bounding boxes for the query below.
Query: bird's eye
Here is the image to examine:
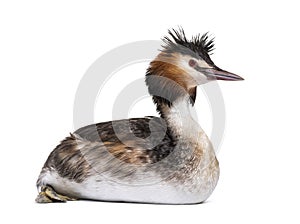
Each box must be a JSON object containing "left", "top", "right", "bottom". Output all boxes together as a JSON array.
[{"left": 189, "top": 59, "right": 197, "bottom": 67}]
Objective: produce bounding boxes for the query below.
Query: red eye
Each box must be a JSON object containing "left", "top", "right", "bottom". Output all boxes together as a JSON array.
[{"left": 189, "top": 59, "right": 197, "bottom": 67}]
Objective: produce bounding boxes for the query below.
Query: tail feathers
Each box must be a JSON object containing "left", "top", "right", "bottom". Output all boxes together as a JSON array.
[{"left": 36, "top": 168, "right": 50, "bottom": 192}]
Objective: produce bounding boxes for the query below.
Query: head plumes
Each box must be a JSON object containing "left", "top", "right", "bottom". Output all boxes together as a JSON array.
[{"left": 162, "top": 27, "right": 215, "bottom": 63}]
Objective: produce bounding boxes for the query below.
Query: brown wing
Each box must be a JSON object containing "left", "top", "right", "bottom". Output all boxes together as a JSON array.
[
  {"left": 74, "top": 117, "right": 178, "bottom": 164},
  {"left": 104, "top": 141, "right": 152, "bottom": 165},
  {"left": 39, "top": 117, "right": 179, "bottom": 184}
]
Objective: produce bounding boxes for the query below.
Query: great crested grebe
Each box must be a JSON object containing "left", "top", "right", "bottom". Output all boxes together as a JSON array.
[{"left": 36, "top": 28, "right": 243, "bottom": 204}]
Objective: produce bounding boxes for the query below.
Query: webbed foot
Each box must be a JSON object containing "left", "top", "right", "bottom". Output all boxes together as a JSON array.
[{"left": 35, "top": 186, "right": 76, "bottom": 203}]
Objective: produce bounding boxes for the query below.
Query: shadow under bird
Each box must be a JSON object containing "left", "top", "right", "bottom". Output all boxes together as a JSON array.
[{"left": 36, "top": 28, "right": 243, "bottom": 204}]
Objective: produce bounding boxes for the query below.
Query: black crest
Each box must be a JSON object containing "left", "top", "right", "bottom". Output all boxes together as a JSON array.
[{"left": 162, "top": 27, "right": 215, "bottom": 62}]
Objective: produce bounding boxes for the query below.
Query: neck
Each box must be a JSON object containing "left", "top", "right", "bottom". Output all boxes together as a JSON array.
[
  {"left": 145, "top": 59, "right": 200, "bottom": 140},
  {"left": 154, "top": 94, "right": 216, "bottom": 165},
  {"left": 156, "top": 95, "right": 202, "bottom": 141}
]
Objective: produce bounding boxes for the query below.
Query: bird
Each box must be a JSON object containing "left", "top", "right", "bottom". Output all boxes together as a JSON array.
[{"left": 35, "top": 28, "right": 243, "bottom": 204}]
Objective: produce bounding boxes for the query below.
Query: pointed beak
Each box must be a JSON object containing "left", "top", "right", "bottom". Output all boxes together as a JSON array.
[
  {"left": 195, "top": 65, "right": 244, "bottom": 81},
  {"left": 206, "top": 67, "right": 244, "bottom": 81}
]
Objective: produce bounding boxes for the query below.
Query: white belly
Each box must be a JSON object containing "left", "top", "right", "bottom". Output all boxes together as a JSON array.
[{"left": 41, "top": 170, "right": 218, "bottom": 204}]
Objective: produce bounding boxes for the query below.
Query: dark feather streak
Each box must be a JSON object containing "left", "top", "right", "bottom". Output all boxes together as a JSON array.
[{"left": 162, "top": 27, "right": 215, "bottom": 61}]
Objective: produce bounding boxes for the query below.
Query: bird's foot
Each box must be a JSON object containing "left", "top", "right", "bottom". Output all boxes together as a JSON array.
[{"left": 35, "top": 185, "right": 76, "bottom": 203}]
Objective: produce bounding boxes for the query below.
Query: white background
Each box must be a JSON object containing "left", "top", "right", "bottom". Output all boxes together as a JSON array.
[{"left": 1, "top": 0, "right": 299, "bottom": 223}]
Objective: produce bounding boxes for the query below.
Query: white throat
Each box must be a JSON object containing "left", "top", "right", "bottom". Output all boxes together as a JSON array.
[{"left": 164, "top": 96, "right": 203, "bottom": 140}]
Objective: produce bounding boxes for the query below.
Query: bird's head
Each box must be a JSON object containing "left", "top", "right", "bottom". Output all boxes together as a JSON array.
[{"left": 146, "top": 28, "right": 243, "bottom": 108}]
